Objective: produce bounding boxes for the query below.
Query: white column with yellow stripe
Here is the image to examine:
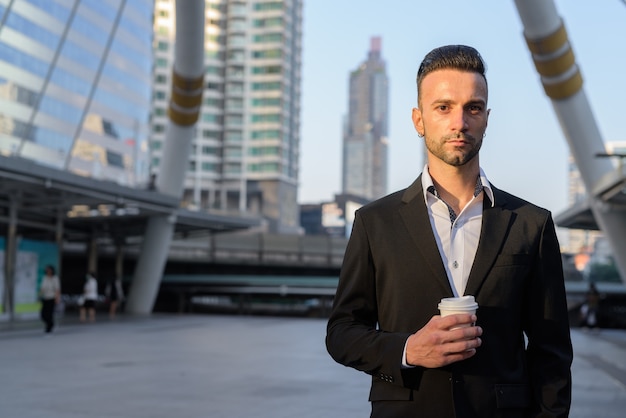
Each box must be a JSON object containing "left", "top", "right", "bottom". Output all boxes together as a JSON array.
[{"left": 514, "top": 0, "right": 626, "bottom": 285}]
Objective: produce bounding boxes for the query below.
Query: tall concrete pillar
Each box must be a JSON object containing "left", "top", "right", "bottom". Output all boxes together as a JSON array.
[
  {"left": 125, "top": 0, "right": 205, "bottom": 314},
  {"left": 514, "top": 0, "right": 626, "bottom": 284},
  {"left": 115, "top": 239, "right": 124, "bottom": 280},
  {"left": 87, "top": 235, "right": 98, "bottom": 274},
  {"left": 2, "top": 199, "right": 18, "bottom": 318},
  {"left": 55, "top": 210, "right": 64, "bottom": 280}
]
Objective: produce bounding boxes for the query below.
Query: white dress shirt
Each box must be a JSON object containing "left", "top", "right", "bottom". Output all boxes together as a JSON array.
[
  {"left": 402, "top": 166, "right": 494, "bottom": 367},
  {"left": 421, "top": 165, "right": 494, "bottom": 297}
]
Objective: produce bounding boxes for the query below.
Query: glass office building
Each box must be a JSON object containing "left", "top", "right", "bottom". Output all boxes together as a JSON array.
[
  {"left": 0, "top": 0, "right": 153, "bottom": 186},
  {"left": 151, "top": 0, "right": 302, "bottom": 234}
]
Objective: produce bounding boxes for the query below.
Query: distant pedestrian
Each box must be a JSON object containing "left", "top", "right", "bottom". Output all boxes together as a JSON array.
[
  {"left": 80, "top": 272, "right": 98, "bottom": 322},
  {"left": 39, "top": 265, "right": 61, "bottom": 334},
  {"left": 105, "top": 277, "right": 124, "bottom": 319},
  {"left": 580, "top": 282, "right": 600, "bottom": 329}
]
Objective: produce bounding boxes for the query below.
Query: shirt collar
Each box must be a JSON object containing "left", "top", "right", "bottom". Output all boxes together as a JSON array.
[{"left": 421, "top": 164, "right": 495, "bottom": 207}]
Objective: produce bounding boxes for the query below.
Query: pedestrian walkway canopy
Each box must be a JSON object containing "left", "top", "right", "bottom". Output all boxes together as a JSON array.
[
  {"left": 0, "top": 154, "right": 261, "bottom": 244},
  {"left": 555, "top": 160, "right": 626, "bottom": 231}
]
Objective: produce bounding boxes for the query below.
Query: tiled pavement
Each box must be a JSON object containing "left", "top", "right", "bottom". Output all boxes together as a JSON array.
[{"left": 1, "top": 314, "right": 624, "bottom": 417}]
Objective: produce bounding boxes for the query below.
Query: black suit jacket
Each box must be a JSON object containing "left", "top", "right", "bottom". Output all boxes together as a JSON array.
[{"left": 326, "top": 176, "right": 572, "bottom": 418}]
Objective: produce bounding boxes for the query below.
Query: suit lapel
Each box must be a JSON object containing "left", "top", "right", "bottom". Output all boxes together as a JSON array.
[
  {"left": 399, "top": 176, "right": 453, "bottom": 295},
  {"left": 465, "top": 188, "right": 512, "bottom": 296}
]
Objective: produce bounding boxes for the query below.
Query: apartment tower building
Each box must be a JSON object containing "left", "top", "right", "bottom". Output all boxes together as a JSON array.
[
  {"left": 342, "top": 36, "right": 389, "bottom": 201},
  {"left": 151, "top": 0, "right": 302, "bottom": 234},
  {"left": 0, "top": 0, "right": 153, "bottom": 186}
]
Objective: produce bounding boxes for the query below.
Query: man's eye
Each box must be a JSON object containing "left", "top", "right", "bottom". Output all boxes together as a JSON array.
[
  {"left": 468, "top": 105, "right": 483, "bottom": 114},
  {"left": 437, "top": 105, "right": 449, "bottom": 111}
]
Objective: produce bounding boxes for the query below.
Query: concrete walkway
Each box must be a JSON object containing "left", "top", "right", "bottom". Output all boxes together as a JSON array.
[{"left": 1, "top": 314, "right": 624, "bottom": 417}]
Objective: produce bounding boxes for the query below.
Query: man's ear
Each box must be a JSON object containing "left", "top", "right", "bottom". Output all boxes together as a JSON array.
[{"left": 412, "top": 107, "right": 424, "bottom": 137}]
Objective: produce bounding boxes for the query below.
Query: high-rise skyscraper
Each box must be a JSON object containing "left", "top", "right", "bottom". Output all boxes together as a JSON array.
[
  {"left": 151, "top": 0, "right": 302, "bottom": 234},
  {"left": 0, "top": 0, "right": 153, "bottom": 186},
  {"left": 342, "top": 36, "right": 389, "bottom": 201}
]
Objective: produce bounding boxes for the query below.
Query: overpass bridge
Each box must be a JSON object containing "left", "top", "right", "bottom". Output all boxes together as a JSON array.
[
  {"left": 167, "top": 233, "right": 347, "bottom": 269},
  {"left": 159, "top": 233, "right": 347, "bottom": 315}
]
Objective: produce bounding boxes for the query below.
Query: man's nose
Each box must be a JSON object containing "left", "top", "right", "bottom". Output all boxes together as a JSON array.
[{"left": 450, "top": 108, "right": 469, "bottom": 131}]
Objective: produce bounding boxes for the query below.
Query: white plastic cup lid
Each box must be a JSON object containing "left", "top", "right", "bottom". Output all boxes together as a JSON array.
[{"left": 438, "top": 295, "right": 478, "bottom": 311}]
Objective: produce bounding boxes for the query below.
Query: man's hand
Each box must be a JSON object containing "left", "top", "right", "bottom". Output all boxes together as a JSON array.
[{"left": 405, "top": 314, "right": 482, "bottom": 368}]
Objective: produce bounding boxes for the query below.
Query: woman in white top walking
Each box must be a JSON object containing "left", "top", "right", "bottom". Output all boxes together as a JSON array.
[
  {"left": 39, "top": 265, "right": 61, "bottom": 333},
  {"left": 80, "top": 272, "right": 98, "bottom": 322}
]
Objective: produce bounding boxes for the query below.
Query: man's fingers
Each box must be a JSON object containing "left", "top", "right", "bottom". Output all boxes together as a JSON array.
[
  {"left": 444, "top": 337, "right": 482, "bottom": 354},
  {"left": 439, "top": 313, "right": 478, "bottom": 329}
]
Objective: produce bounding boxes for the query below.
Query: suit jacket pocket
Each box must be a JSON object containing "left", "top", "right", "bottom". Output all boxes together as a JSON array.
[
  {"left": 494, "top": 383, "right": 531, "bottom": 409},
  {"left": 493, "top": 254, "right": 530, "bottom": 267}
]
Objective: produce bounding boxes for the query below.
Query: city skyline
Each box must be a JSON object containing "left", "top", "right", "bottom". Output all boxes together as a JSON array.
[{"left": 299, "top": 0, "right": 626, "bottom": 220}]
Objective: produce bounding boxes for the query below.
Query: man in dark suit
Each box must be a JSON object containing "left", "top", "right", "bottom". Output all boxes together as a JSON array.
[{"left": 326, "top": 45, "right": 572, "bottom": 417}]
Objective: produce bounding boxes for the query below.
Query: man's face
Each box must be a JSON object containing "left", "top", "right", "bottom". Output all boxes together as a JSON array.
[{"left": 412, "top": 69, "right": 489, "bottom": 167}]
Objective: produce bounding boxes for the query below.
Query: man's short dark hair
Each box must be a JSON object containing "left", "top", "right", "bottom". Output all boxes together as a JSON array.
[{"left": 416, "top": 45, "right": 487, "bottom": 105}]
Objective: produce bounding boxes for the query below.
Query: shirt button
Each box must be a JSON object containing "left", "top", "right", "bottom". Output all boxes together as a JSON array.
[{"left": 453, "top": 261, "right": 459, "bottom": 269}]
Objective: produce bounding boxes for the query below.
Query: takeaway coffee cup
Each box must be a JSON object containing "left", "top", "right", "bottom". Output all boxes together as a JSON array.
[{"left": 438, "top": 295, "right": 478, "bottom": 328}]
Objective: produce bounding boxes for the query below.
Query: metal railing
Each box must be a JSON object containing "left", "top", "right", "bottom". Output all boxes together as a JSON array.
[{"left": 167, "top": 232, "right": 348, "bottom": 268}]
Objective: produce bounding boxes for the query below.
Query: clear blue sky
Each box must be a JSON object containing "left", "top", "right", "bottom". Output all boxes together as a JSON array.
[{"left": 299, "top": 0, "right": 626, "bottom": 218}]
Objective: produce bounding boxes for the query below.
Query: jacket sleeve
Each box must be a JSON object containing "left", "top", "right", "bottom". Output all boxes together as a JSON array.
[
  {"left": 326, "top": 210, "right": 411, "bottom": 386},
  {"left": 524, "top": 214, "right": 573, "bottom": 417}
]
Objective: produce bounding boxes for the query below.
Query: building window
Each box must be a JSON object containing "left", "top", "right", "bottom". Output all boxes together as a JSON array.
[
  {"left": 253, "top": 33, "right": 283, "bottom": 43},
  {"left": 202, "top": 129, "right": 221, "bottom": 140},
  {"left": 201, "top": 146, "right": 218, "bottom": 155},
  {"left": 251, "top": 114, "right": 281, "bottom": 123},
  {"left": 253, "top": 17, "right": 283, "bottom": 28},
  {"left": 248, "top": 162, "right": 279, "bottom": 173},
  {"left": 252, "top": 49, "right": 282, "bottom": 59},
  {"left": 226, "top": 98, "right": 243, "bottom": 110},
  {"left": 254, "top": 2, "right": 283, "bottom": 11},
  {"left": 205, "top": 66, "right": 223, "bottom": 76},
  {"left": 252, "top": 65, "right": 282, "bottom": 75},
  {"left": 226, "top": 66, "right": 245, "bottom": 78},
  {"left": 252, "top": 97, "right": 281, "bottom": 107},
  {"left": 225, "top": 163, "right": 241, "bottom": 174},
  {"left": 225, "top": 131, "right": 243, "bottom": 142},
  {"left": 206, "top": 82, "right": 223, "bottom": 92},
  {"left": 252, "top": 81, "right": 281, "bottom": 91},
  {"left": 249, "top": 146, "right": 280, "bottom": 156},
  {"left": 106, "top": 150, "right": 124, "bottom": 168},
  {"left": 225, "top": 148, "right": 242, "bottom": 158},
  {"left": 157, "top": 41, "right": 169, "bottom": 51},
  {"left": 204, "top": 97, "right": 224, "bottom": 108},
  {"left": 202, "top": 114, "right": 223, "bottom": 124},
  {"left": 251, "top": 130, "right": 280, "bottom": 139},
  {"left": 225, "top": 115, "right": 243, "bottom": 126}
]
